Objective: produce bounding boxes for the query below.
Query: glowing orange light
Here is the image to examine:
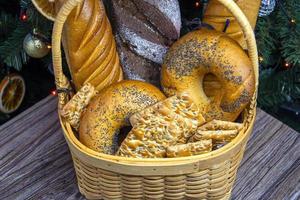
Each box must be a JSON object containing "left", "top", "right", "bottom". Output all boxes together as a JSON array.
[
  {"left": 284, "top": 62, "right": 291, "bottom": 69},
  {"left": 195, "top": 1, "right": 200, "bottom": 7},
  {"left": 47, "top": 45, "right": 52, "bottom": 49},
  {"left": 51, "top": 90, "right": 57, "bottom": 96},
  {"left": 20, "top": 14, "right": 28, "bottom": 21}
]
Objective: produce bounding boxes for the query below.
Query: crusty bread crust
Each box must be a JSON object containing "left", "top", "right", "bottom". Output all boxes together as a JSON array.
[
  {"left": 166, "top": 140, "right": 212, "bottom": 158},
  {"left": 79, "top": 80, "right": 165, "bottom": 154},
  {"left": 55, "top": 0, "right": 123, "bottom": 91},
  {"left": 118, "top": 93, "right": 205, "bottom": 158},
  {"left": 161, "top": 29, "right": 255, "bottom": 122}
]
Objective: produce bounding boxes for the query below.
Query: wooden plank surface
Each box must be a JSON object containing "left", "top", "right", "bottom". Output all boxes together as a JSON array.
[{"left": 0, "top": 96, "right": 299, "bottom": 200}]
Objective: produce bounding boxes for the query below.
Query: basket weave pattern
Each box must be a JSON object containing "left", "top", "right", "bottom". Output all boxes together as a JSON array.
[
  {"left": 46, "top": 0, "right": 259, "bottom": 199},
  {"left": 72, "top": 149, "right": 244, "bottom": 199},
  {"left": 62, "top": 101, "right": 254, "bottom": 199},
  {"left": 70, "top": 104, "right": 254, "bottom": 199}
]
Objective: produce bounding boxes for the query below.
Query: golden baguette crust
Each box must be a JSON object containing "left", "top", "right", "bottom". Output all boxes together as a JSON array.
[
  {"left": 54, "top": 0, "right": 123, "bottom": 91},
  {"left": 118, "top": 94, "right": 205, "bottom": 158},
  {"left": 166, "top": 140, "right": 212, "bottom": 158},
  {"left": 161, "top": 28, "right": 255, "bottom": 122},
  {"left": 79, "top": 80, "right": 165, "bottom": 154}
]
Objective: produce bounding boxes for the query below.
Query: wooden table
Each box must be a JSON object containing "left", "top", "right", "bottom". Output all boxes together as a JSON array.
[{"left": 0, "top": 96, "right": 299, "bottom": 200}]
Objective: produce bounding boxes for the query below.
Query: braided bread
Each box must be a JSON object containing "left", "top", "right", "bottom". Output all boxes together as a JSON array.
[{"left": 54, "top": 0, "right": 123, "bottom": 91}]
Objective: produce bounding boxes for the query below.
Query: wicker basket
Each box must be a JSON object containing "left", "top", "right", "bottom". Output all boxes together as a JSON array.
[{"left": 51, "top": 0, "right": 259, "bottom": 199}]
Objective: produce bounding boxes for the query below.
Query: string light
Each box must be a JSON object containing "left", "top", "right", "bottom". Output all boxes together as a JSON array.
[
  {"left": 259, "top": 56, "right": 264, "bottom": 62},
  {"left": 20, "top": 7, "right": 28, "bottom": 22},
  {"left": 277, "top": 0, "right": 297, "bottom": 25},
  {"left": 47, "top": 45, "right": 52, "bottom": 49},
  {"left": 284, "top": 61, "right": 290, "bottom": 69},
  {"left": 195, "top": 1, "right": 200, "bottom": 8},
  {"left": 20, "top": 13, "right": 28, "bottom": 21},
  {"left": 290, "top": 18, "right": 296, "bottom": 24},
  {"left": 51, "top": 90, "right": 57, "bottom": 96}
]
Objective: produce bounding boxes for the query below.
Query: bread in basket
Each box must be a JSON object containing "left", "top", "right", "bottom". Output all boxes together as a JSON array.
[{"left": 34, "top": 0, "right": 258, "bottom": 199}]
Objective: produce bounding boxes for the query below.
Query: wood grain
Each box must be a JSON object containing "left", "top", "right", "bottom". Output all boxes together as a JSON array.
[
  {"left": 232, "top": 109, "right": 300, "bottom": 200},
  {"left": 0, "top": 96, "right": 299, "bottom": 200}
]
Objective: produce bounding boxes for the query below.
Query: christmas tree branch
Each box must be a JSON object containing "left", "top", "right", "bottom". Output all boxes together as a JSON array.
[{"left": 0, "top": 21, "right": 30, "bottom": 70}]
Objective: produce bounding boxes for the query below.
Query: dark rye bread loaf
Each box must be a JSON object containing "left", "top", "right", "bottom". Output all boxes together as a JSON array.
[
  {"left": 108, "top": 0, "right": 181, "bottom": 86},
  {"left": 116, "top": 36, "right": 161, "bottom": 85}
]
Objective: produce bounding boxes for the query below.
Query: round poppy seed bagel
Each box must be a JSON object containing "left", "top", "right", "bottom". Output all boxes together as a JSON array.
[
  {"left": 161, "top": 28, "right": 255, "bottom": 121},
  {"left": 79, "top": 80, "right": 166, "bottom": 154}
]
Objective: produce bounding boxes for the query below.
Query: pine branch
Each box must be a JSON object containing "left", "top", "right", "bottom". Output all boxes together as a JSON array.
[
  {"left": 0, "top": 11, "right": 17, "bottom": 41},
  {"left": 275, "top": 0, "right": 300, "bottom": 65},
  {"left": 258, "top": 69, "right": 290, "bottom": 108},
  {"left": 0, "top": 22, "right": 30, "bottom": 70},
  {"left": 255, "top": 0, "right": 300, "bottom": 110},
  {"left": 0, "top": 0, "right": 53, "bottom": 70},
  {"left": 26, "top": 2, "right": 53, "bottom": 37},
  {"left": 255, "top": 14, "right": 280, "bottom": 69},
  {"left": 258, "top": 65, "right": 300, "bottom": 108}
]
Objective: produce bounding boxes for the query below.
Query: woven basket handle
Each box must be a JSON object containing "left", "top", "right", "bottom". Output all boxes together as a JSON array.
[
  {"left": 52, "top": 0, "right": 258, "bottom": 109},
  {"left": 52, "top": 0, "right": 84, "bottom": 109},
  {"left": 216, "top": 0, "right": 259, "bottom": 84},
  {"left": 215, "top": 0, "right": 259, "bottom": 117}
]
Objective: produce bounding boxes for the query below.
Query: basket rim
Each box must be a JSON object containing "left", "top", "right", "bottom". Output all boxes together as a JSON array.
[
  {"left": 60, "top": 108, "right": 256, "bottom": 165},
  {"left": 52, "top": 0, "right": 259, "bottom": 175}
]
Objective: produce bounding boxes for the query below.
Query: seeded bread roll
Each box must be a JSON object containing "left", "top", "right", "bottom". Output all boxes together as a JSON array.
[
  {"left": 118, "top": 94, "right": 205, "bottom": 158},
  {"left": 189, "top": 120, "right": 243, "bottom": 145},
  {"left": 197, "top": 120, "right": 243, "bottom": 131},
  {"left": 109, "top": 0, "right": 181, "bottom": 86},
  {"left": 161, "top": 28, "right": 255, "bottom": 122},
  {"left": 61, "top": 83, "right": 97, "bottom": 130},
  {"left": 79, "top": 80, "right": 165, "bottom": 154},
  {"left": 130, "top": 93, "right": 205, "bottom": 142},
  {"left": 166, "top": 140, "right": 212, "bottom": 158},
  {"left": 190, "top": 130, "right": 238, "bottom": 143}
]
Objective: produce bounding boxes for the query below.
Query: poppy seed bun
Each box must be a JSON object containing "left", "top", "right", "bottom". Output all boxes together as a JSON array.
[
  {"left": 161, "top": 29, "right": 255, "bottom": 121},
  {"left": 79, "top": 80, "right": 166, "bottom": 154}
]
